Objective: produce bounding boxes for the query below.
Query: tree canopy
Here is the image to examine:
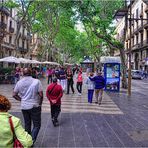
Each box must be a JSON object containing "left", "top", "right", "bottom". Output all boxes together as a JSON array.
[{"left": 4, "top": 0, "right": 124, "bottom": 63}]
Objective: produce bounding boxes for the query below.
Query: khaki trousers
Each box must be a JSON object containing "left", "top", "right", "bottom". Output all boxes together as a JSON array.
[{"left": 95, "top": 89, "right": 103, "bottom": 103}]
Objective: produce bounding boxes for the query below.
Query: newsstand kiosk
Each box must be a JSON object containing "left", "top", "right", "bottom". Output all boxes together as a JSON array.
[{"left": 100, "top": 57, "right": 121, "bottom": 92}]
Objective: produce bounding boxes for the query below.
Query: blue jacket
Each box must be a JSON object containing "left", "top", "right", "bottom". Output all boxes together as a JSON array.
[{"left": 89, "top": 76, "right": 105, "bottom": 89}]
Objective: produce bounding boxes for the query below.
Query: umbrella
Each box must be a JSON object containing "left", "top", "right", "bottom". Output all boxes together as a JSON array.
[
  {"left": 0, "top": 56, "right": 20, "bottom": 63},
  {"left": 18, "top": 57, "right": 32, "bottom": 63},
  {"left": 30, "top": 60, "right": 41, "bottom": 64},
  {"left": 42, "top": 61, "right": 60, "bottom": 66}
]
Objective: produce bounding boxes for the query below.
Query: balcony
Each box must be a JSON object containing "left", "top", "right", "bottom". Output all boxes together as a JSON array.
[
  {"left": 144, "top": 5, "right": 148, "bottom": 12},
  {"left": 9, "top": 27, "right": 14, "bottom": 33},
  {"left": 134, "top": 26, "right": 138, "bottom": 34},
  {"left": 140, "top": 12, "right": 143, "bottom": 18},
  {"left": 143, "top": 20, "right": 148, "bottom": 29},
  {"left": 142, "top": 40, "right": 148, "bottom": 47},
  {"left": 0, "top": 32, "right": 5, "bottom": 39},
  {"left": 137, "top": 23, "right": 143, "bottom": 32},
  {"left": 132, "top": 44, "right": 140, "bottom": 50},
  {"left": 0, "top": 22, "right": 7, "bottom": 29},
  {"left": 18, "top": 47, "right": 28, "bottom": 53},
  {"left": 0, "top": 6, "right": 10, "bottom": 16},
  {"left": 22, "top": 35, "right": 26, "bottom": 40},
  {"left": 132, "top": 40, "right": 148, "bottom": 51}
]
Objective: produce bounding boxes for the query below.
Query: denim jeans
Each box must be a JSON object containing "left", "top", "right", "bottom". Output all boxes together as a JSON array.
[
  {"left": 88, "top": 89, "right": 94, "bottom": 103},
  {"left": 22, "top": 106, "right": 41, "bottom": 143},
  {"left": 76, "top": 82, "right": 82, "bottom": 93}
]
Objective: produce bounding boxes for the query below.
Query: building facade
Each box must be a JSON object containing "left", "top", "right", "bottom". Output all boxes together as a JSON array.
[
  {"left": 115, "top": 0, "right": 148, "bottom": 71},
  {"left": 0, "top": 1, "right": 30, "bottom": 61}
]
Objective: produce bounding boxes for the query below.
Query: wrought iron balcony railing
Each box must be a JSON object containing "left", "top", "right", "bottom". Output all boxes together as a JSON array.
[
  {"left": 0, "top": 21, "right": 7, "bottom": 29},
  {"left": 0, "top": 6, "right": 10, "bottom": 16},
  {"left": 9, "top": 27, "right": 14, "bottom": 33}
]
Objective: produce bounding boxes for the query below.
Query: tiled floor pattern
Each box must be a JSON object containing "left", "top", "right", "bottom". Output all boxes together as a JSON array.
[{"left": 0, "top": 76, "right": 123, "bottom": 115}]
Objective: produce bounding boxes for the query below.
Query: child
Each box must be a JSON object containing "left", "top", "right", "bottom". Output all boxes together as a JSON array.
[{"left": 86, "top": 72, "right": 94, "bottom": 103}]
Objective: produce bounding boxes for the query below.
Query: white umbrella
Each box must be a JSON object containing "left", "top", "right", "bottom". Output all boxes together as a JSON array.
[
  {"left": 18, "top": 57, "right": 32, "bottom": 63},
  {"left": 30, "top": 60, "right": 41, "bottom": 64},
  {"left": 42, "top": 61, "right": 60, "bottom": 66},
  {"left": 0, "top": 56, "right": 20, "bottom": 63}
]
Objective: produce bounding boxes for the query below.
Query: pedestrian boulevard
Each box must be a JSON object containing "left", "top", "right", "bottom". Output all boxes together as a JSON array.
[
  {"left": 1, "top": 75, "right": 148, "bottom": 147},
  {"left": 0, "top": 74, "right": 123, "bottom": 115}
]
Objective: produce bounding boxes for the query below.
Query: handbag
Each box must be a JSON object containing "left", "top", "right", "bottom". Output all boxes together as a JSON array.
[
  {"left": 9, "top": 117, "right": 23, "bottom": 148},
  {"left": 48, "top": 83, "right": 57, "bottom": 95}
]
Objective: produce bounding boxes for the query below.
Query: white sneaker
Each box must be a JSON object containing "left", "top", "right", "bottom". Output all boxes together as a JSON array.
[{"left": 78, "top": 93, "right": 81, "bottom": 96}]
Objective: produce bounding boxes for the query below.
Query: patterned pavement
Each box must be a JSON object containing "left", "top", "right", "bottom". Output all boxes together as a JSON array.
[{"left": 1, "top": 74, "right": 148, "bottom": 147}]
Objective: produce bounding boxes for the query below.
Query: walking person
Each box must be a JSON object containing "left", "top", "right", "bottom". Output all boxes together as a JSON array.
[
  {"left": 14, "top": 67, "right": 20, "bottom": 84},
  {"left": 86, "top": 72, "right": 95, "bottom": 103},
  {"left": 58, "top": 67, "right": 67, "bottom": 91},
  {"left": 47, "top": 67, "right": 53, "bottom": 84},
  {"left": 76, "top": 70, "right": 83, "bottom": 95},
  {"left": 0, "top": 94, "right": 33, "bottom": 147},
  {"left": 46, "top": 77, "right": 63, "bottom": 127},
  {"left": 13, "top": 68, "right": 43, "bottom": 144},
  {"left": 89, "top": 71, "right": 105, "bottom": 105},
  {"left": 66, "top": 69, "right": 74, "bottom": 94}
]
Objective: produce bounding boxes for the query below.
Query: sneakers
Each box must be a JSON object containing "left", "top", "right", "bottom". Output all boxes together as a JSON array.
[
  {"left": 78, "top": 93, "right": 81, "bottom": 96},
  {"left": 52, "top": 118, "right": 59, "bottom": 127}
]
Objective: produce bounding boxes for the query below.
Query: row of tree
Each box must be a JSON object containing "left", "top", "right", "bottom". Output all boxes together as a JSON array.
[{"left": 4, "top": 0, "right": 127, "bottom": 88}]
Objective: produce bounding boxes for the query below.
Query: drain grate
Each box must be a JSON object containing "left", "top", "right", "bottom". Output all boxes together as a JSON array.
[{"left": 128, "top": 130, "right": 148, "bottom": 142}]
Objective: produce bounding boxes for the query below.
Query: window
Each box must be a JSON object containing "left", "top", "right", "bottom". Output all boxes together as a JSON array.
[
  {"left": 136, "top": 34, "right": 138, "bottom": 44},
  {"left": 1, "top": 15, "right": 4, "bottom": 22},
  {"left": 9, "top": 36, "right": 12, "bottom": 44},
  {"left": 136, "top": 8, "right": 139, "bottom": 18},
  {"left": 126, "top": 42, "right": 128, "bottom": 49},
  {"left": 141, "top": 32, "right": 143, "bottom": 46},
  {"left": 10, "top": 20, "right": 12, "bottom": 28},
  {"left": 132, "top": 37, "right": 134, "bottom": 46},
  {"left": 9, "top": 51, "right": 11, "bottom": 56},
  {"left": 22, "top": 40, "right": 25, "bottom": 48}
]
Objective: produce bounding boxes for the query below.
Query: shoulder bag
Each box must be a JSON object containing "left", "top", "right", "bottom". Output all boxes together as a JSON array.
[
  {"left": 9, "top": 117, "right": 23, "bottom": 148},
  {"left": 48, "top": 83, "right": 57, "bottom": 95}
]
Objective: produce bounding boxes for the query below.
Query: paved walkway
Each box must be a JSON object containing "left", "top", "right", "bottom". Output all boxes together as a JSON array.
[{"left": 0, "top": 74, "right": 148, "bottom": 147}]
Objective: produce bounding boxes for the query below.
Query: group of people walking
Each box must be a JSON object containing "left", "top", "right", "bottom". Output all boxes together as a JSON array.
[{"left": 0, "top": 66, "right": 106, "bottom": 147}]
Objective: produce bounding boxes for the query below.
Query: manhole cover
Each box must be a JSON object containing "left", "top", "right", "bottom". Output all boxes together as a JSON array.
[{"left": 128, "top": 130, "right": 148, "bottom": 142}]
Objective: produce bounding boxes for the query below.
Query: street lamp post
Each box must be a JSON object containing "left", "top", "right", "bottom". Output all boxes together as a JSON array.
[{"left": 128, "top": 0, "right": 132, "bottom": 96}]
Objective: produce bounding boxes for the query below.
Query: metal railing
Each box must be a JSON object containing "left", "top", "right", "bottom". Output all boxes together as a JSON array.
[
  {"left": 0, "top": 22, "right": 7, "bottom": 29},
  {"left": 9, "top": 27, "right": 14, "bottom": 33}
]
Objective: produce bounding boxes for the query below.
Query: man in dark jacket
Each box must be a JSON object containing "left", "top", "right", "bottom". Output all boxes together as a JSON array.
[
  {"left": 46, "top": 77, "right": 63, "bottom": 126},
  {"left": 89, "top": 71, "right": 106, "bottom": 105}
]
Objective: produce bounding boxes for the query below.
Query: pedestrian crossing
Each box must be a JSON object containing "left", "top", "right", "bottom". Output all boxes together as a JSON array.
[{"left": 0, "top": 75, "right": 123, "bottom": 115}]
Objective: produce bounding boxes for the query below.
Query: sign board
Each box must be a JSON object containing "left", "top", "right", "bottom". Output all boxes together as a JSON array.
[
  {"left": 104, "top": 63, "right": 120, "bottom": 92},
  {"left": 100, "top": 56, "right": 121, "bottom": 63}
]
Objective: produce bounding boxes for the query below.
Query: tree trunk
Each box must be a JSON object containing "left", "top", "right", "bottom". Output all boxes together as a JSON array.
[{"left": 119, "top": 47, "right": 128, "bottom": 89}]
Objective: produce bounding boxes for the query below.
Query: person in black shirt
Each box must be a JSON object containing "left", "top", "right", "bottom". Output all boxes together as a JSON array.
[{"left": 66, "top": 69, "right": 74, "bottom": 94}]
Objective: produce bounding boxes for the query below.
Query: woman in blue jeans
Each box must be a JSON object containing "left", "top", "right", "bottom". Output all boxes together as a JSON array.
[{"left": 86, "top": 72, "right": 95, "bottom": 103}]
